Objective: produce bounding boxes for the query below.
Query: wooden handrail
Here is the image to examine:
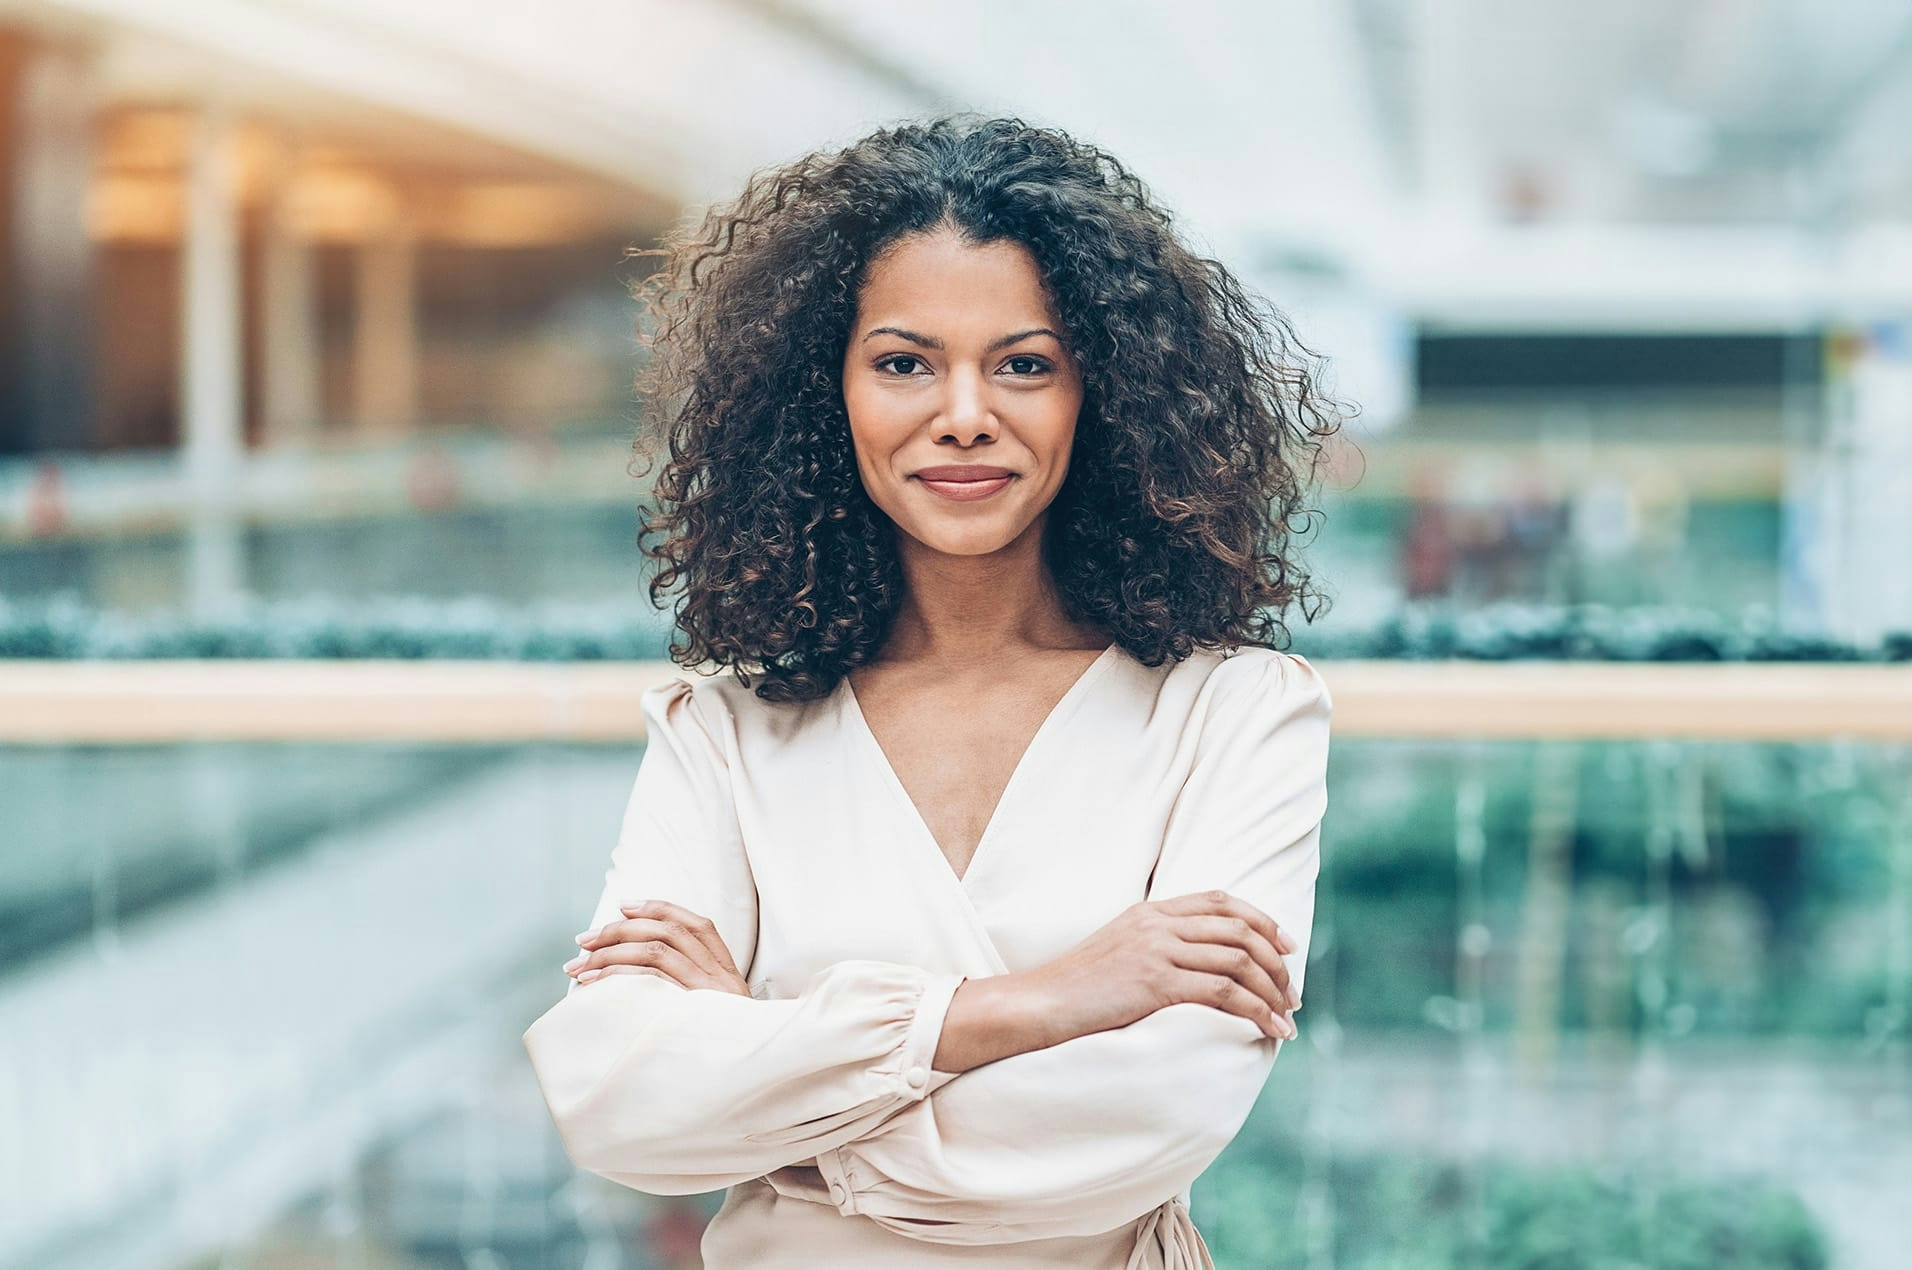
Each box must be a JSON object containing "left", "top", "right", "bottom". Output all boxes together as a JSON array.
[{"left": 3, "top": 659, "right": 1909, "bottom": 743}]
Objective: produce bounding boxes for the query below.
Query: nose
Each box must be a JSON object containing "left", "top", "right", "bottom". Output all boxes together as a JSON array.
[{"left": 936, "top": 364, "right": 995, "bottom": 443}]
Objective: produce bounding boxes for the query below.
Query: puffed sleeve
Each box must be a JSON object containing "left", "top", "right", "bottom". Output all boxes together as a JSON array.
[
  {"left": 809, "top": 650, "right": 1330, "bottom": 1243},
  {"left": 522, "top": 676, "right": 967, "bottom": 1195}
]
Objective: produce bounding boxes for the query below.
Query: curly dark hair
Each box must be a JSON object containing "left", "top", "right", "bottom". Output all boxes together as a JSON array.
[{"left": 630, "top": 113, "right": 1346, "bottom": 703}]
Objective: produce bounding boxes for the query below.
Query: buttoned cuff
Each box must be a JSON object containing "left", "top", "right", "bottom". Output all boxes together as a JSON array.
[
  {"left": 895, "top": 971, "right": 963, "bottom": 1095},
  {"left": 818, "top": 970, "right": 965, "bottom": 1216}
]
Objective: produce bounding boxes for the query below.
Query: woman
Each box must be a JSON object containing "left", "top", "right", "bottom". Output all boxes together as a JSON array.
[{"left": 523, "top": 114, "right": 1342, "bottom": 1268}]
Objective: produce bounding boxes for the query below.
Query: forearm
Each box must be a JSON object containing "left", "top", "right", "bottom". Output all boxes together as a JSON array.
[{"left": 930, "top": 971, "right": 1078, "bottom": 1072}]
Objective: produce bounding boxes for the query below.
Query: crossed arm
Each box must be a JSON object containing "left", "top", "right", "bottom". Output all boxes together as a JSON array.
[{"left": 522, "top": 654, "right": 1330, "bottom": 1244}]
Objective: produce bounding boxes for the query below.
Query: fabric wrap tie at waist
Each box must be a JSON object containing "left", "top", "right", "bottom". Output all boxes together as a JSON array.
[{"left": 1128, "top": 1195, "right": 1213, "bottom": 1269}]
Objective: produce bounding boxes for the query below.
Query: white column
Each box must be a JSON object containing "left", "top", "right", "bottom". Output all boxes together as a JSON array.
[
  {"left": 351, "top": 206, "right": 418, "bottom": 436},
  {"left": 261, "top": 149, "right": 320, "bottom": 445},
  {"left": 179, "top": 103, "right": 246, "bottom": 616},
  {"left": 1820, "top": 322, "right": 1912, "bottom": 645}
]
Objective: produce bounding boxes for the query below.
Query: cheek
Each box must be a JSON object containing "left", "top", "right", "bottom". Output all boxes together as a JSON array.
[
  {"left": 845, "top": 378, "right": 926, "bottom": 440},
  {"left": 841, "top": 381, "right": 878, "bottom": 450},
  {"left": 843, "top": 387, "right": 905, "bottom": 489},
  {"left": 844, "top": 375, "right": 899, "bottom": 433},
  {"left": 1033, "top": 391, "right": 1083, "bottom": 468}
]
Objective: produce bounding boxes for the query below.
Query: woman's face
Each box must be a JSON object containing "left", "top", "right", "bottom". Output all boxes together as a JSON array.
[{"left": 841, "top": 225, "right": 1084, "bottom": 559}]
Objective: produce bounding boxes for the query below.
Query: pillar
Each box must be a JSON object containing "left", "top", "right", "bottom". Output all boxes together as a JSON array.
[
  {"left": 179, "top": 103, "right": 246, "bottom": 615},
  {"left": 260, "top": 145, "right": 320, "bottom": 446},
  {"left": 351, "top": 205, "right": 418, "bottom": 436}
]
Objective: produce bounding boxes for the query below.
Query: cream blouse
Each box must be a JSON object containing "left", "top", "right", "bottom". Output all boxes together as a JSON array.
[{"left": 523, "top": 642, "right": 1332, "bottom": 1269}]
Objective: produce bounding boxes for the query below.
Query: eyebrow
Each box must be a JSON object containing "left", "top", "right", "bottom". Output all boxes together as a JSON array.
[{"left": 860, "top": 325, "right": 1062, "bottom": 353}]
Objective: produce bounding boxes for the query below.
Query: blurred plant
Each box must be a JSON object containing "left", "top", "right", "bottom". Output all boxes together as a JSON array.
[
  {"left": 1193, "top": 1145, "right": 1828, "bottom": 1270},
  {"left": 1306, "top": 600, "right": 1907, "bottom": 662},
  {"left": 0, "top": 592, "right": 676, "bottom": 660},
  {"left": 1320, "top": 738, "right": 1911, "bottom": 1039},
  {"left": 3, "top": 594, "right": 1906, "bottom": 662}
]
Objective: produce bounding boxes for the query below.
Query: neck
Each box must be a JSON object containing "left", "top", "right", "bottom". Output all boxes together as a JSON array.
[{"left": 883, "top": 523, "right": 1102, "bottom": 666}]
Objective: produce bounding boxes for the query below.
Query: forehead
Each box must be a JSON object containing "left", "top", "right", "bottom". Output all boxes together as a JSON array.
[{"left": 854, "top": 229, "right": 1058, "bottom": 328}]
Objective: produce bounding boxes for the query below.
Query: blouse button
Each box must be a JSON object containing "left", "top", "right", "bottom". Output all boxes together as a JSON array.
[
  {"left": 906, "top": 1065, "right": 928, "bottom": 1090},
  {"left": 829, "top": 1181, "right": 847, "bottom": 1205}
]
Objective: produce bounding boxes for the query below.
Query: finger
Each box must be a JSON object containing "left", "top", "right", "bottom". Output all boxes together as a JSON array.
[
  {"left": 578, "top": 937, "right": 711, "bottom": 990},
  {"left": 621, "top": 900, "right": 739, "bottom": 973},
  {"left": 573, "top": 920, "right": 707, "bottom": 986},
  {"left": 1177, "top": 970, "right": 1297, "bottom": 1040},
  {"left": 577, "top": 964, "right": 688, "bottom": 988},
  {"left": 575, "top": 917, "right": 739, "bottom": 995},
  {"left": 1170, "top": 939, "right": 1294, "bottom": 1034},
  {"left": 1156, "top": 889, "right": 1296, "bottom": 955},
  {"left": 1173, "top": 913, "right": 1298, "bottom": 1011},
  {"left": 615, "top": 900, "right": 742, "bottom": 975},
  {"left": 583, "top": 914, "right": 709, "bottom": 969}
]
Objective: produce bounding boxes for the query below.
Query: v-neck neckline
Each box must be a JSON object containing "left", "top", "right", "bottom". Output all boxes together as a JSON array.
[{"left": 840, "top": 642, "right": 1122, "bottom": 890}]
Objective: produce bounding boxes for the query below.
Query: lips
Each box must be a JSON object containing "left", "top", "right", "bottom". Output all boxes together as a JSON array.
[
  {"left": 913, "top": 467, "right": 1016, "bottom": 502},
  {"left": 915, "top": 466, "right": 1013, "bottom": 482}
]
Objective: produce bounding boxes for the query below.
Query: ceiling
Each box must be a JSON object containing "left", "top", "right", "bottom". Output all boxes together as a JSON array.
[
  {"left": 783, "top": 0, "right": 1912, "bottom": 230},
  {"left": 7, "top": 0, "right": 1912, "bottom": 326}
]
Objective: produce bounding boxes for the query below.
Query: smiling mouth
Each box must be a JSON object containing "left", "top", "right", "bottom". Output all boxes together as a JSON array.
[{"left": 914, "top": 474, "right": 1015, "bottom": 502}]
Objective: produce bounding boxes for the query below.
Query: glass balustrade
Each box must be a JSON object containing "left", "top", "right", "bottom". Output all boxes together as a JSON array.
[{"left": 4, "top": 733, "right": 1902, "bottom": 1268}]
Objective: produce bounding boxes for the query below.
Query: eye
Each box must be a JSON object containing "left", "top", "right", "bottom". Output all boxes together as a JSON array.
[
  {"left": 875, "top": 354, "right": 930, "bottom": 377},
  {"left": 1001, "top": 355, "right": 1051, "bottom": 376}
]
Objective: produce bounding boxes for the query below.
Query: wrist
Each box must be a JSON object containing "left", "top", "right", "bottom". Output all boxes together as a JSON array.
[
  {"left": 932, "top": 970, "right": 1071, "bottom": 1073},
  {"left": 1002, "top": 966, "right": 1079, "bottom": 1050}
]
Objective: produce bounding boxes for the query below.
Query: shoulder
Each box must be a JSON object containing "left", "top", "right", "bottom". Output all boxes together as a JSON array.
[
  {"left": 638, "top": 666, "right": 827, "bottom": 754},
  {"left": 1175, "top": 646, "right": 1332, "bottom": 755},
  {"left": 1189, "top": 645, "right": 1332, "bottom": 717},
  {"left": 638, "top": 672, "right": 732, "bottom": 752}
]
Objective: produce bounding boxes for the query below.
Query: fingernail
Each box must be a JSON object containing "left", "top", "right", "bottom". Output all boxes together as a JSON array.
[
  {"left": 1280, "top": 1015, "right": 1298, "bottom": 1039},
  {"left": 1286, "top": 986, "right": 1301, "bottom": 1010},
  {"left": 563, "top": 955, "right": 585, "bottom": 971},
  {"left": 575, "top": 932, "right": 593, "bottom": 946},
  {"left": 577, "top": 968, "right": 602, "bottom": 982}
]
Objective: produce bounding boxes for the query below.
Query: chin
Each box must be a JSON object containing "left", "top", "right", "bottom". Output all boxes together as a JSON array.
[
  {"left": 902, "top": 520, "right": 1022, "bottom": 557},
  {"left": 922, "top": 533, "right": 1018, "bottom": 557}
]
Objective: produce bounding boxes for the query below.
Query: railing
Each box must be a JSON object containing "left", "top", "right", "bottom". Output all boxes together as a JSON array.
[{"left": 3, "top": 658, "right": 1909, "bottom": 741}]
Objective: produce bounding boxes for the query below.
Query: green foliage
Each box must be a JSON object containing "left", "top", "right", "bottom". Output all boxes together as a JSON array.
[
  {"left": 1297, "top": 601, "right": 1908, "bottom": 663},
  {"left": 1192, "top": 1146, "right": 1829, "bottom": 1270},
  {"left": 4, "top": 594, "right": 1906, "bottom": 661},
  {"left": 0, "top": 593, "right": 675, "bottom": 660},
  {"left": 1314, "top": 737, "right": 1912, "bottom": 1039}
]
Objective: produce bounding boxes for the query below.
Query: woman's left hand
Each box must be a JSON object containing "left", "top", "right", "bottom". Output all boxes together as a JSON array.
[{"left": 563, "top": 899, "right": 750, "bottom": 996}]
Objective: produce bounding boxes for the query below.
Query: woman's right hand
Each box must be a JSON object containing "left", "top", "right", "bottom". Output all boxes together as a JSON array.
[{"left": 1022, "top": 890, "right": 1301, "bottom": 1046}]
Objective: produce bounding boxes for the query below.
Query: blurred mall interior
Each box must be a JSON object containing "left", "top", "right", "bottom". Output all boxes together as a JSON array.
[{"left": 1, "top": 2, "right": 1908, "bottom": 1268}]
